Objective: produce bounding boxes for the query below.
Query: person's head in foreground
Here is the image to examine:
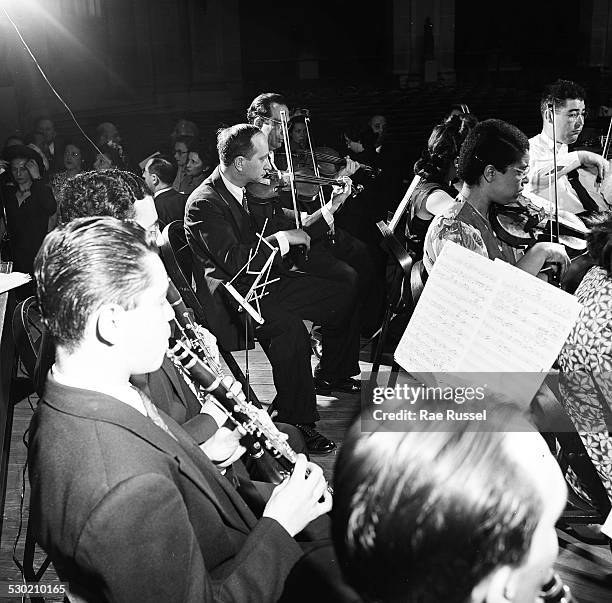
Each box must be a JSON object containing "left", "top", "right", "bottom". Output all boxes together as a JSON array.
[
  {"left": 58, "top": 169, "right": 157, "bottom": 231},
  {"left": 332, "top": 404, "right": 567, "bottom": 603},
  {"left": 35, "top": 216, "right": 171, "bottom": 375}
]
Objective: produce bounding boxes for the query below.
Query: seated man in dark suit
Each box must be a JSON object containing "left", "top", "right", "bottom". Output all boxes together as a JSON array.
[
  {"left": 331, "top": 403, "right": 569, "bottom": 603},
  {"left": 29, "top": 216, "right": 332, "bottom": 602},
  {"left": 142, "top": 155, "right": 188, "bottom": 231},
  {"left": 185, "top": 124, "right": 362, "bottom": 453}
]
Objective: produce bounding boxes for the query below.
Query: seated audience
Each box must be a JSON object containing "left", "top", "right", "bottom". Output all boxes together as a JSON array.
[
  {"left": 50, "top": 140, "right": 86, "bottom": 204},
  {"left": 172, "top": 134, "right": 196, "bottom": 193},
  {"left": 0, "top": 144, "right": 56, "bottom": 276},
  {"left": 29, "top": 216, "right": 330, "bottom": 601},
  {"left": 331, "top": 404, "right": 568, "bottom": 603}
]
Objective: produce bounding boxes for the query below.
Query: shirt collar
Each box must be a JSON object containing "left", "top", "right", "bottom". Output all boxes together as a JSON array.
[
  {"left": 219, "top": 169, "right": 245, "bottom": 203},
  {"left": 153, "top": 186, "right": 173, "bottom": 198},
  {"left": 539, "top": 130, "right": 568, "bottom": 154},
  {"left": 51, "top": 365, "right": 147, "bottom": 416}
]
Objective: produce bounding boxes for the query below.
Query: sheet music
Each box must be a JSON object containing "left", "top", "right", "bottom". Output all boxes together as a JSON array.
[
  {"left": 394, "top": 242, "right": 581, "bottom": 404},
  {"left": 0, "top": 272, "right": 31, "bottom": 295}
]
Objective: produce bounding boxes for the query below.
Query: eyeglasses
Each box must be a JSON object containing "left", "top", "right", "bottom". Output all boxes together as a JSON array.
[
  {"left": 174, "top": 150, "right": 188, "bottom": 156},
  {"left": 65, "top": 152, "right": 80, "bottom": 158},
  {"left": 260, "top": 116, "right": 283, "bottom": 127},
  {"left": 511, "top": 166, "right": 530, "bottom": 178}
]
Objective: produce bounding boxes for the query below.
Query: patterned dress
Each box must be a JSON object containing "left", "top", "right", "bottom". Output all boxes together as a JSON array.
[
  {"left": 558, "top": 266, "right": 612, "bottom": 502},
  {"left": 423, "top": 196, "right": 519, "bottom": 272}
]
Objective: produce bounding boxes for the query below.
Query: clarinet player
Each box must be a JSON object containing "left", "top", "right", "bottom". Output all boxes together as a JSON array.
[{"left": 28, "top": 216, "right": 332, "bottom": 602}]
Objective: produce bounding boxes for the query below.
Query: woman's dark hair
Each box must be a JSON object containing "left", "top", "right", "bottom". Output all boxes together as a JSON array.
[
  {"left": 458, "top": 119, "right": 529, "bottom": 186},
  {"left": 58, "top": 169, "right": 143, "bottom": 224},
  {"left": 586, "top": 211, "right": 612, "bottom": 275},
  {"left": 414, "top": 114, "right": 476, "bottom": 183}
]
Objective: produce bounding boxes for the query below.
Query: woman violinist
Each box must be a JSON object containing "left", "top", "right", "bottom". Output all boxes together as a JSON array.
[
  {"left": 423, "top": 119, "right": 569, "bottom": 278},
  {"left": 408, "top": 113, "right": 477, "bottom": 250}
]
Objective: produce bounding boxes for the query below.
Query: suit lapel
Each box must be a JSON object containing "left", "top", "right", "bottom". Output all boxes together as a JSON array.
[
  {"left": 43, "top": 377, "right": 256, "bottom": 534},
  {"left": 208, "top": 167, "right": 252, "bottom": 241}
]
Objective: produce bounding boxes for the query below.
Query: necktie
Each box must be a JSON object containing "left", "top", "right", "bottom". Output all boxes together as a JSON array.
[
  {"left": 134, "top": 386, "right": 178, "bottom": 441},
  {"left": 241, "top": 188, "right": 249, "bottom": 214}
]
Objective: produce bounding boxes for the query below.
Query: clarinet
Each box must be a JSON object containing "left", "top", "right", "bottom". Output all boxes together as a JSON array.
[
  {"left": 168, "top": 337, "right": 326, "bottom": 486},
  {"left": 539, "top": 573, "right": 577, "bottom": 602}
]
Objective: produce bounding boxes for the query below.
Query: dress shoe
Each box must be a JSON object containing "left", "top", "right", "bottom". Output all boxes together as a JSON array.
[
  {"left": 294, "top": 423, "right": 336, "bottom": 454},
  {"left": 314, "top": 375, "right": 361, "bottom": 395}
]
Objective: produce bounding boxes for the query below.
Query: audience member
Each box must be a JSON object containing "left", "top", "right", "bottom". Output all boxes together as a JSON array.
[
  {"left": 183, "top": 139, "right": 213, "bottom": 195},
  {"left": 0, "top": 144, "right": 56, "bottom": 276},
  {"left": 142, "top": 155, "right": 187, "bottom": 231},
  {"left": 50, "top": 140, "right": 86, "bottom": 204},
  {"left": 35, "top": 117, "right": 64, "bottom": 173},
  {"left": 172, "top": 134, "right": 196, "bottom": 193}
]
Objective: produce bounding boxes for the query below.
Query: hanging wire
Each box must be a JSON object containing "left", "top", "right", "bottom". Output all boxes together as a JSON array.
[{"left": 1, "top": 5, "right": 104, "bottom": 157}]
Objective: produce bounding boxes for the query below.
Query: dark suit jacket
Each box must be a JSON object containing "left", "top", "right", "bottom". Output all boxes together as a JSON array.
[
  {"left": 28, "top": 377, "right": 302, "bottom": 602},
  {"left": 184, "top": 167, "right": 286, "bottom": 350},
  {"left": 154, "top": 188, "right": 187, "bottom": 231}
]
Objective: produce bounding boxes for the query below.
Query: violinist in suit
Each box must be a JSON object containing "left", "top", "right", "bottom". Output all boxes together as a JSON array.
[
  {"left": 247, "top": 92, "right": 380, "bottom": 360},
  {"left": 185, "top": 123, "right": 360, "bottom": 453},
  {"left": 527, "top": 79, "right": 610, "bottom": 215},
  {"left": 29, "top": 216, "right": 331, "bottom": 602}
]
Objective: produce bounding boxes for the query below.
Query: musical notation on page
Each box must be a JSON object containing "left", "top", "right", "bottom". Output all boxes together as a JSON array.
[{"left": 394, "top": 241, "right": 582, "bottom": 407}]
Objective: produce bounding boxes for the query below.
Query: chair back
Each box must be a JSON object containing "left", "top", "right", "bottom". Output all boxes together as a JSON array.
[
  {"left": 159, "top": 221, "right": 208, "bottom": 326},
  {"left": 12, "top": 296, "right": 43, "bottom": 379}
]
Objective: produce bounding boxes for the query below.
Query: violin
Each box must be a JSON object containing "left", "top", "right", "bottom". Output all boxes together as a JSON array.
[
  {"left": 289, "top": 146, "right": 380, "bottom": 178},
  {"left": 246, "top": 169, "right": 362, "bottom": 201},
  {"left": 489, "top": 193, "right": 589, "bottom": 253}
]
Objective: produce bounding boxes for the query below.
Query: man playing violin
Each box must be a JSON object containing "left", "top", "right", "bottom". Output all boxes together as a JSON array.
[
  {"left": 423, "top": 119, "right": 569, "bottom": 278},
  {"left": 186, "top": 123, "right": 363, "bottom": 451},
  {"left": 527, "top": 79, "right": 610, "bottom": 215},
  {"left": 246, "top": 92, "right": 378, "bottom": 389}
]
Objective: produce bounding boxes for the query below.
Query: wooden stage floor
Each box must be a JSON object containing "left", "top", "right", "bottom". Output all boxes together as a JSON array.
[{"left": 0, "top": 342, "right": 611, "bottom": 602}]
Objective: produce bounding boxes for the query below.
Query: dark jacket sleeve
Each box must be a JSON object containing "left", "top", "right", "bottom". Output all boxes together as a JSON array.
[{"left": 185, "top": 186, "right": 282, "bottom": 279}]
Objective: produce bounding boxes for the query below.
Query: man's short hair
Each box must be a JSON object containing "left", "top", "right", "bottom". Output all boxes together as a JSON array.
[
  {"left": 147, "top": 155, "right": 177, "bottom": 186},
  {"left": 216, "top": 124, "right": 262, "bottom": 166},
  {"left": 458, "top": 119, "right": 529, "bottom": 186},
  {"left": 540, "top": 79, "right": 586, "bottom": 115},
  {"left": 332, "top": 406, "right": 543, "bottom": 603},
  {"left": 58, "top": 169, "right": 145, "bottom": 224},
  {"left": 35, "top": 217, "right": 157, "bottom": 352},
  {"left": 246, "top": 92, "right": 286, "bottom": 124}
]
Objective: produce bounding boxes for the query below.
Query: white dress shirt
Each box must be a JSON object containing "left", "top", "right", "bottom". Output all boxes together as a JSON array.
[{"left": 527, "top": 131, "right": 587, "bottom": 214}]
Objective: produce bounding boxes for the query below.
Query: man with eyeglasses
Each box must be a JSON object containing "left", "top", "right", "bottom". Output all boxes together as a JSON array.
[
  {"left": 527, "top": 79, "right": 610, "bottom": 215},
  {"left": 246, "top": 93, "right": 377, "bottom": 394}
]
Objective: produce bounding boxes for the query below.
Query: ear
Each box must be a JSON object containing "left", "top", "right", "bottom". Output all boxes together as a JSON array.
[
  {"left": 544, "top": 106, "right": 554, "bottom": 124},
  {"left": 234, "top": 156, "right": 244, "bottom": 172},
  {"left": 470, "top": 566, "right": 513, "bottom": 603},
  {"left": 96, "top": 304, "right": 125, "bottom": 347},
  {"left": 483, "top": 164, "right": 496, "bottom": 183},
  {"left": 253, "top": 116, "right": 264, "bottom": 129}
]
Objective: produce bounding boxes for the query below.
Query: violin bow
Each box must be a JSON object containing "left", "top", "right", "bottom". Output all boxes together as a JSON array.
[
  {"left": 279, "top": 109, "right": 302, "bottom": 231},
  {"left": 549, "top": 100, "right": 560, "bottom": 243},
  {"left": 303, "top": 115, "right": 334, "bottom": 241},
  {"left": 388, "top": 174, "right": 422, "bottom": 233}
]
